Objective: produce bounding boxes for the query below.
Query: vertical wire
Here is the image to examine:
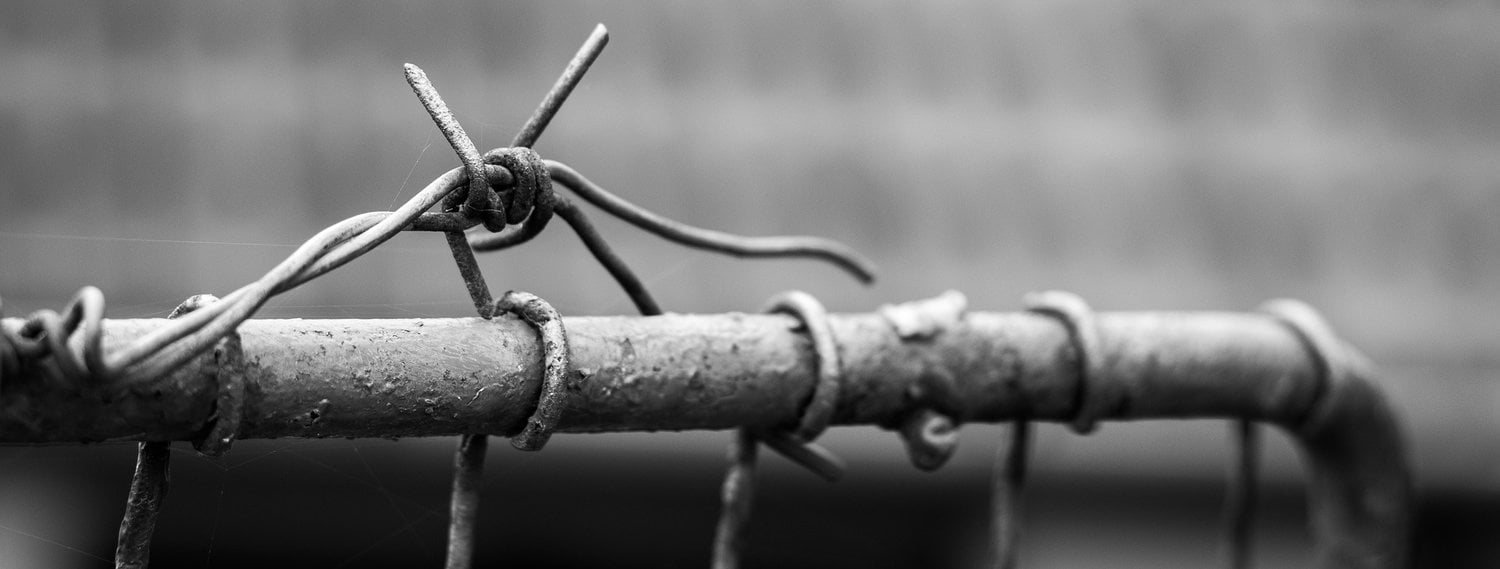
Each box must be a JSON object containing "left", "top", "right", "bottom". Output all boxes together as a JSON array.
[
  {"left": 991, "top": 420, "right": 1031, "bottom": 569},
  {"left": 711, "top": 428, "right": 759, "bottom": 569},
  {"left": 114, "top": 441, "right": 171, "bottom": 569},
  {"left": 1223, "top": 419, "right": 1261, "bottom": 569},
  {"left": 445, "top": 434, "right": 489, "bottom": 569},
  {"left": 443, "top": 231, "right": 495, "bottom": 317}
]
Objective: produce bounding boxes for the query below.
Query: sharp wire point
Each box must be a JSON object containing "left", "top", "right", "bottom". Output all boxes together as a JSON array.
[{"left": 510, "top": 24, "right": 611, "bottom": 148}]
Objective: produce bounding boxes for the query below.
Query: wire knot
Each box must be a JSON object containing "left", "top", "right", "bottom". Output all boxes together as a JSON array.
[{"left": 475, "top": 147, "right": 554, "bottom": 231}]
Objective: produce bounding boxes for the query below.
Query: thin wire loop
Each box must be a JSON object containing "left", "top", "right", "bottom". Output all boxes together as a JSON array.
[
  {"left": 992, "top": 290, "right": 1102, "bottom": 568},
  {"left": 710, "top": 291, "right": 848, "bottom": 569},
  {"left": 496, "top": 291, "right": 573, "bottom": 452},
  {"left": 1022, "top": 290, "right": 1105, "bottom": 434},
  {"left": 163, "top": 294, "right": 247, "bottom": 458},
  {"left": 754, "top": 291, "right": 846, "bottom": 481},
  {"left": 1259, "top": 298, "right": 1352, "bottom": 431},
  {"left": 0, "top": 287, "right": 109, "bottom": 387},
  {"left": 763, "top": 291, "right": 842, "bottom": 441},
  {"left": 898, "top": 408, "right": 959, "bottom": 472}
]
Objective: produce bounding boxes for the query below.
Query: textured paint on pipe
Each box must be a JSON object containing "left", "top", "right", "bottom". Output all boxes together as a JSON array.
[{"left": 0, "top": 311, "right": 1321, "bottom": 442}]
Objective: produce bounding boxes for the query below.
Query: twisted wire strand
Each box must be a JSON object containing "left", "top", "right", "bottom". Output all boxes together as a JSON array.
[
  {"left": 434, "top": 26, "right": 616, "bottom": 569},
  {"left": 0, "top": 23, "right": 880, "bottom": 569},
  {"left": 115, "top": 294, "right": 212, "bottom": 569}
]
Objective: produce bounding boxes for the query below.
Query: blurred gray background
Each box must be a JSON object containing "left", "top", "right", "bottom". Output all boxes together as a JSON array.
[{"left": 1, "top": 1, "right": 1497, "bottom": 567}]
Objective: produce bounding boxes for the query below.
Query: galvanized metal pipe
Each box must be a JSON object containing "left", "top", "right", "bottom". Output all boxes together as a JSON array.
[{"left": 0, "top": 301, "right": 1409, "bottom": 568}]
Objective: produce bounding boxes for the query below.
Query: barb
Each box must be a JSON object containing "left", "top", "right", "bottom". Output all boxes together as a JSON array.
[
  {"left": 404, "top": 63, "right": 497, "bottom": 230},
  {"left": 0, "top": 26, "right": 877, "bottom": 569},
  {"left": 512, "top": 24, "right": 609, "bottom": 148}
]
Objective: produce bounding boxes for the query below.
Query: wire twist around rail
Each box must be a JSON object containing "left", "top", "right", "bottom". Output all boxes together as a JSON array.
[
  {"left": 1022, "top": 290, "right": 1105, "bottom": 434},
  {"left": 114, "top": 293, "right": 218, "bottom": 569},
  {"left": 711, "top": 290, "right": 849, "bottom": 569}
]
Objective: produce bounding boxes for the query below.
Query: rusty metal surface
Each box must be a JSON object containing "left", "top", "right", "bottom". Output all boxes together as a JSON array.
[
  {"left": 0, "top": 301, "right": 1410, "bottom": 567},
  {"left": 0, "top": 309, "right": 1327, "bottom": 441},
  {"left": 0, "top": 19, "right": 1411, "bottom": 568},
  {"left": 112, "top": 441, "right": 169, "bottom": 569}
]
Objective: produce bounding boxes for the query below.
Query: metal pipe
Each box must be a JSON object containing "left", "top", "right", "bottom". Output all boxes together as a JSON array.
[{"left": 0, "top": 298, "right": 1410, "bottom": 568}]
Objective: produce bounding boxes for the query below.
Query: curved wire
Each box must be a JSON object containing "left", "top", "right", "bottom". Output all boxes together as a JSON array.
[
  {"left": 104, "top": 168, "right": 469, "bottom": 386},
  {"left": 1022, "top": 290, "right": 1105, "bottom": 434},
  {"left": 553, "top": 196, "right": 661, "bottom": 316},
  {"left": 762, "top": 290, "right": 842, "bottom": 441},
  {"left": 547, "top": 161, "right": 878, "bottom": 284},
  {"left": 496, "top": 291, "right": 573, "bottom": 451}
]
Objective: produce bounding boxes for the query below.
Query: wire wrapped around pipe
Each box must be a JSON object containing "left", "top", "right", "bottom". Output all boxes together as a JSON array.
[{"left": 0, "top": 301, "right": 1411, "bottom": 569}]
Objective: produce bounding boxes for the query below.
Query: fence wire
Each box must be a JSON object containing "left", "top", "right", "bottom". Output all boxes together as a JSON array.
[{"left": 0, "top": 24, "right": 1409, "bottom": 569}]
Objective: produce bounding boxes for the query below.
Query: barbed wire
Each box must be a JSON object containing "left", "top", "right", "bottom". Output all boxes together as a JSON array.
[
  {"left": 0, "top": 32, "right": 875, "bottom": 403},
  {"left": 0, "top": 22, "right": 885, "bottom": 569},
  {"left": 0, "top": 22, "right": 1411, "bottom": 569}
]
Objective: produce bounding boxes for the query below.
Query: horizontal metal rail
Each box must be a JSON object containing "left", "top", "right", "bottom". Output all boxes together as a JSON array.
[{"left": 0, "top": 297, "right": 1409, "bottom": 568}]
